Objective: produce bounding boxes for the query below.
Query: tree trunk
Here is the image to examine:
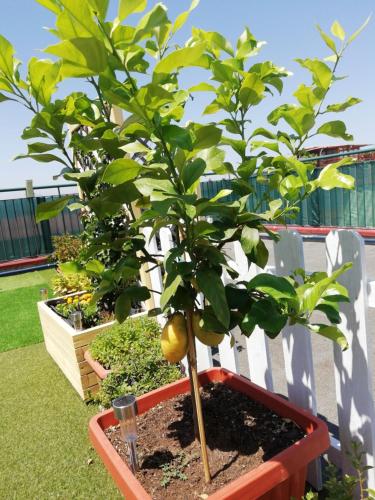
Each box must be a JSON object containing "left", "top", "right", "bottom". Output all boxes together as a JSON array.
[{"left": 185, "top": 309, "right": 211, "bottom": 484}]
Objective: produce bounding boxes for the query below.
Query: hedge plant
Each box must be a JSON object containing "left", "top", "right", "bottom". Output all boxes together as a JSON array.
[{"left": 90, "top": 316, "right": 181, "bottom": 408}]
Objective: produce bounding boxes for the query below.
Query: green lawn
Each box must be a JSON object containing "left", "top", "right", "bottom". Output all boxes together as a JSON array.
[
  {"left": 0, "top": 268, "right": 56, "bottom": 292},
  {"left": 0, "top": 269, "right": 56, "bottom": 352},
  {"left": 0, "top": 343, "right": 121, "bottom": 499}
]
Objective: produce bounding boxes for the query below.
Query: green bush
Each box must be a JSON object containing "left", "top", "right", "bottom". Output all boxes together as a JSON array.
[
  {"left": 51, "top": 235, "right": 83, "bottom": 264},
  {"left": 52, "top": 273, "right": 92, "bottom": 297},
  {"left": 90, "top": 316, "right": 181, "bottom": 408}
]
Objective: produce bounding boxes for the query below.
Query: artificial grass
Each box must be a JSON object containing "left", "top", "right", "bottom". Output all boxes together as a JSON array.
[
  {"left": 0, "top": 269, "right": 57, "bottom": 353},
  {"left": 0, "top": 343, "right": 121, "bottom": 499},
  {"left": 0, "top": 284, "right": 50, "bottom": 353},
  {"left": 0, "top": 268, "right": 56, "bottom": 292}
]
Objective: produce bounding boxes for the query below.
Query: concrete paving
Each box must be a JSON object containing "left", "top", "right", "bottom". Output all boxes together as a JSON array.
[{"left": 231, "top": 237, "right": 375, "bottom": 432}]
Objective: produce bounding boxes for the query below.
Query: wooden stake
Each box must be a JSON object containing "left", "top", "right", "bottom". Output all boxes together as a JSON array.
[{"left": 186, "top": 309, "right": 211, "bottom": 484}]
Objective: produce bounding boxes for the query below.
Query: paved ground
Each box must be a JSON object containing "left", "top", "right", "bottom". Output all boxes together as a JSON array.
[{"left": 231, "top": 237, "right": 375, "bottom": 432}]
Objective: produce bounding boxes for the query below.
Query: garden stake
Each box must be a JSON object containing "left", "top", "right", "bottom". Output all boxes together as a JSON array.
[{"left": 186, "top": 309, "right": 211, "bottom": 484}]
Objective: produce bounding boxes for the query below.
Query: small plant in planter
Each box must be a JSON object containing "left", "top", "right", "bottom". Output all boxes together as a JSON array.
[
  {"left": 88, "top": 316, "right": 181, "bottom": 408},
  {"left": 0, "top": 0, "right": 369, "bottom": 496}
]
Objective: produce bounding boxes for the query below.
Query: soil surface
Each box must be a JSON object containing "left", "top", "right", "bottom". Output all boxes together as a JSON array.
[{"left": 105, "top": 382, "right": 305, "bottom": 499}]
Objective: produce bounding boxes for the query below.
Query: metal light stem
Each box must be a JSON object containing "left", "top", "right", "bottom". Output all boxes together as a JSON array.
[{"left": 112, "top": 395, "right": 139, "bottom": 473}]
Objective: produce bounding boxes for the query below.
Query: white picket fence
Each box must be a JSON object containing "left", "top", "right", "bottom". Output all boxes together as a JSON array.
[{"left": 142, "top": 227, "right": 375, "bottom": 492}]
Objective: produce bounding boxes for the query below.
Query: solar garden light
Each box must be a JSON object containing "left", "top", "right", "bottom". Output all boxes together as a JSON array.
[
  {"left": 39, "top": 288, "right": 48, "bottom": 301},
  {"left": 112, "top": 395, "right": 139, "bottom": 472},
  {"left": 70, "top": 311, "right": 83, "bottom": 331}
]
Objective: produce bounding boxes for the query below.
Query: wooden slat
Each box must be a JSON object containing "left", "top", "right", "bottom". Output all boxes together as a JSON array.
[
  {"left": 232, "top": 241, "right": 274, "bottom": 391},
  {"left": 143, "top": 228, "right": 163, "bottom": 309},
  {"left": 196, "top": 339, "right": 213, "bottom": 372},
  {"left": 326, "top": 229, "right": 375, "bottom": 489},
  {"left": 273, "top": 230, "right": 321, "bottom": 489}
]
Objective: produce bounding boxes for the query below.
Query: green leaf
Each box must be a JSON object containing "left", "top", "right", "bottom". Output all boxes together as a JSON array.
[
  {"left": 309, "top": 324, "right": 348, "bottom": 350},
  {"left": 240, "top": 227, "right": 259, "bottom": 255},
  {"left": 326, "top": 97, "right": 362, "bottom": 112},
  {"left": 59, "top": 261, "right": 84, "bottom": 275},
  {"left": 160, "top": 274, "right": 182, "bottom": 310},
  {"left": 36, "top": 195, "right": 72, "bottom": 223},
  {"left": 294, "top": 84, "right": 324, "bottom": 109},
  {"left": 197, "top": 147, "right": 226, "bottom": 174},
  {"left": 133, "top": 3, "right": 169, "bottom": 42},
  {"left": 134, "top": 178, "right": 176, "bottom": 197},
  {"left": 181, "top": 158, "right": 206, "bottom": 190},
  {"left": 268, "top": 105, "right": 315, "bottom": 137},
  {"left": 0, "top": 34, "right": 15, "bottom": 78},
  {"left": 162, "top": 125, "right": 193, "bottom": 151},
  {"left": 248, "top": 299, "right": 287, "bottom": 335},
  {"left": 102, "top": 158, "right": 141, "bottom": 185},
  {"left": 348, "top": 15, "right": 371, "bottom": 44},
  {"left": 154, "top": 43, "right": 210, "bottom": 74},
  {"left": 316, "top": 25, "right": 337, "bottom": 53},
  {"left": 316, "top": 158, "right": 355, "bottom": 190},
  {"left": 14, "top": 153, "right": 68, "bottom": 165},
  {"left": 248, "top": 273, "right": 297, "bottom": 301},
  {"left": 317, "top": 120, "right": 353, "bottom": 141},
  {"left": 28, "top": 58, "right": 60, "bottom": 106},
  {"left": 331, "top": 20, "right": 345, "bottom": 41},
  {"left": 27, "top": 142, "right": 57, "bottom": 154},
  {"left": 172, "top": 0, "right": 200, "bottom": 34},
  {"left": 193, "top": 125, "right": 222, "bottom": 150},
  {"left": 118, "top": 0, "right": 147, "bottom": 23},
  {"left": 57, "top": 0, "right": 103, "bottom": 39},
  {"left": 210, "top": 189, "right": 232, "bottom": 202},
  {"left": 196, "top": 269, "right": 230, "bottom": 328},
  {"left": 295, "top": 58, "right": 332, "bottom": 90},
  {"left": 35, "top": 0, "right": 61, "bottom": 14},
  {"left": 300, "top": 262, "right": 352, "bottom": 312},
  {"left": 46, "top": 38, "right": 107, "bottom": 77},
  {"left": 85, "top": 259, "right": 105, "bottom": 274},
  {"left": 239, "top": 73, "right": 265, "bottom": 107},
  {"left": 189, "top": 82, "right": 216, "bottom": 93},
  {"left": 115, "top": 293, "right": 132, "bottom": 323}
]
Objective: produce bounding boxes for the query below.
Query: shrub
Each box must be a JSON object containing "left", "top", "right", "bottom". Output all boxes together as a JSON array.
[
  {"left": 51, "top": 235, "right": 83, "bottom": 264},
  {"left": 52, "top": 273, "right": 92, "bottom": 297},
  {"left": 90, "top": 316, "right": 181, "bottom": 408}
]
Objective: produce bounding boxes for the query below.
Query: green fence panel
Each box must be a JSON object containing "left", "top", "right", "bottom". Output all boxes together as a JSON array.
[
  {"left": 200, "top": 161, "right": 375, "bottom": 230},
  {"left": 0, "top": 194, "right": 81, "bottom": 262}
]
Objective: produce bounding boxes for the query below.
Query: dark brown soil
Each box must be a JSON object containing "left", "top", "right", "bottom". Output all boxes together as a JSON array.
[{"left": 105, "top": 382, "right": 305, "bottom": 499}]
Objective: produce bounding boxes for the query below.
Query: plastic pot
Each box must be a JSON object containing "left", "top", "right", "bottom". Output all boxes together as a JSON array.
[{"left": 89, "top": 367, "right": 329, "bottom": 499}]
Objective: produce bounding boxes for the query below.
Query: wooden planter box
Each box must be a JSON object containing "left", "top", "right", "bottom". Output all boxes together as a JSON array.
[
  {"left": 90, "top": 367, "right": 329, "bottom": 499},
  {"left": 37, "top": 296, "right": 145, "bottom": 400}
]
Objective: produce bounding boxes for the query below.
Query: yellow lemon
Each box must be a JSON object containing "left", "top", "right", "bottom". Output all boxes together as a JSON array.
[
  {"left": 67, "top": 297, "right": 73, "bottom": 304},
  {"left": 192, "top": 311, "right": 225, "bottom": 347},
  {"left": 161, "top": 313, "right": 188, "bottom": 363}
]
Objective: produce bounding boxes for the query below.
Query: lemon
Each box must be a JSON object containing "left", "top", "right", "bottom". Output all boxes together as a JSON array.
[
  {"left": 161, "top": 313, "right": 188, "bottom": 363},
  {"left": 192, "top": 311, "right": 225, "bottom": 347}
]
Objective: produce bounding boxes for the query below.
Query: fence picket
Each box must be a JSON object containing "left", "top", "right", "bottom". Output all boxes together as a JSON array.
[
  {"left": 326, "top": 230, "right": 375, "bottom": 490},
  {"left": 143, "top": 228, "right": 163, "bottom": 310},
  {"left": 232, "top": 241, "right": 274, "bottom": 390},
  {"left": 274, "top": 230, "right": 321, "bottom": 489}
]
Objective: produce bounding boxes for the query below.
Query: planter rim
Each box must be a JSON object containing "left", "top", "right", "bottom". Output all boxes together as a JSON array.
[
  {"left": 84, "top": 349, "right": 111, "bottom": 380},
  {"left": 38, "top": 294, "right": 146, "bottom": 337},
  {"left": 89, "top": 367, "right": 329, "bottom": 499}
]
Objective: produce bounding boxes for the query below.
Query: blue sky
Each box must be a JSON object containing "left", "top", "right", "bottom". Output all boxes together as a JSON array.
[{"left": 0, "top": 0, "right": 374, "bottom": 190}]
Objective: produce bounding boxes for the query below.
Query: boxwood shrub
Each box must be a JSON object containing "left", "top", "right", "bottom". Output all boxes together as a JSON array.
[{"left": 89, "top": 315, "right": 181, "bottom": 408}]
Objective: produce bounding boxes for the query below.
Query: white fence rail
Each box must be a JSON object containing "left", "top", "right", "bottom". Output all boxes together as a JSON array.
[{"left": 143, "top": 228, "right": 375, "bottom": 492}]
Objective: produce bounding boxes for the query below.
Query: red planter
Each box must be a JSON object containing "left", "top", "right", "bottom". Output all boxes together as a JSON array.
[
  {"left": 89, "top": 367, "right": 329, "bottom": 499},
  {"left": 84, "top": 350, "right": 111, "bottom": 380}
]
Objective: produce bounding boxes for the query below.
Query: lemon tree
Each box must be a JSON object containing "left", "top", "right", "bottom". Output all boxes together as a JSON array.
[{"left": 0, "top": 0, "right": 368, "bottom": 483}]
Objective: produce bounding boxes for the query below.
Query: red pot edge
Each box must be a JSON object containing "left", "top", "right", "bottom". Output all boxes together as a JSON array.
[
  {"left": 267, "top": 224, "right": 375, "bottom": 238},
  {"left": 89, "top": 367, "right": 330, "bottom": 500},
  {"left": 84, "top": 350, "right": 111, "bottom": 380}
]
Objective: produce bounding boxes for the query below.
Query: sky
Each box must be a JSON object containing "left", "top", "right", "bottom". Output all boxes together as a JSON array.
[{"left": 0, "top": 0, "right": 374, "bottom": 191}]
